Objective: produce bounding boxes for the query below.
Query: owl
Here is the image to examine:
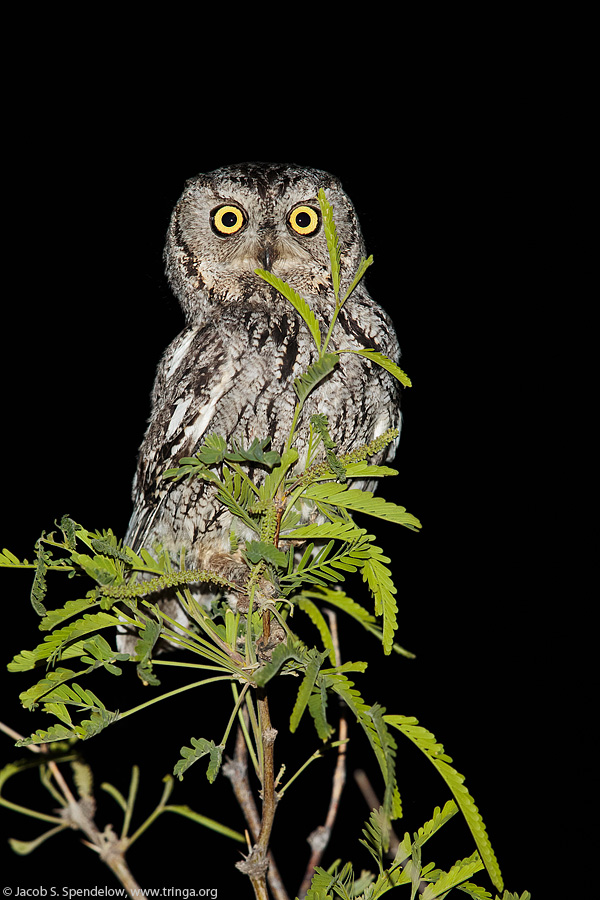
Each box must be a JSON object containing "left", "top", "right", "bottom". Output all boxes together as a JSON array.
[{"left": 119, "top": 162, "right": 402, "bottom": 653}]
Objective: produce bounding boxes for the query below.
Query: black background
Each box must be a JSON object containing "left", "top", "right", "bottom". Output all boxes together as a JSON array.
[{"left": 0, "top": 33, "right": 557, "bottom": 899}]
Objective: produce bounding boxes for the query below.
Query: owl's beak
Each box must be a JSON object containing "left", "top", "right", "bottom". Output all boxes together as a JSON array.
[
  {"left": 257, "top": 242, "right": 276, "bottom": 272},
  {"left": 256, "top": 225, "right": 279, "bottom": 272}
]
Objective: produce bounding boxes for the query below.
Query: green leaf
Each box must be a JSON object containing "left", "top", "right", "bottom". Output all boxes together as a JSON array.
[
  {"left": 454, "top": 882, "right": 495, "bottom": 899},
  {"left": 30, "top": 543, "right": 49, "bottom": 616},
  {"left": 9, "top": 825, "right": 69, "bottom": 855},
  {"left": 80, "top": 634, "right": 128, "bottom": 675},
  {"left": 361, "top": 546, "right": 399, "bottom": 655},
  {"left": 253, "top": 638, "right": 308, "bottom": 687},
  {"left": 259, "top": 447, "right": 299, "bottom": 503},
  {"left": 420, "top": 852, "right": 484, "bottom": 899},
  {"left": 89, "top": 538, "right": 131, "bottom": 563},
  {"left": 302, "top": 482, "right": 421, "bottom": 530},
  {"left": 17, "top": 702, "right": 119, "bottom": 745},
  {"left": 188, "top": 434, "right": 281, "bottom": 469},
  {"left": 174, "top": 737, "right": 223, "bottom": 782},
  {"left": 39, "top": 596, "right": 99, "bottom": 631},
  {"left": 216, "top": 483, "right": 261, "bottom": 535},
  {"left": 409, "top": 800, "right": 459, "bottom": 850},
  {"left": 15, "top": 667, "right": 79, "bottom": 706},
  {"left": 0, "top": 547, "right": 30, "bottom": 567},
  {"left": 299, "top": 587, "right": 415, "bottom": 658},
  {"left": 293, "top": 353, "right": 340, "bottom": 404},
  {"left": 69, "top": 550, "right": 121, "bottom": 586},
  {"left": 10, "top": 610, "right": 121, "bottom": 675},
  {"left": 282, "top": 521, "right": 367, "bottom": 542},
  {"left": 298, "top": 596, "right": 337, "bottom": 663},
  {"left": 359, "top": 806, "right": 389, "bottom": 871},
  {"left": 59, "top": 515, "right": 82, "bottom": 549},
  {"left": 122, "top": 545, "right": 169, "bottom": 575},
  {"left": 282, "top": 538, "right": 364, "bottom": 592},
  {"left": 255, "top": 268, "right": 322, "bottom": 351},
  {"left": 495, "top": 893, "right": 532, "bottom": 900},
  {"left": 309, "top": 414, "right": 347, "bottom": 481},
  {"left": 131, "top": 618, "right": 162, "bottom": 685},
  {"left": 310, "top": 413, "right": 337, "bottom": 450},
  {"left": 307, "top": 685, "right": 334, "bottom": 742},
  {"left": 318, "top": 188, "right": 341, "bottom": 301},
  {"left": 195, "top": 433, "right": 228, "bottom": 464},
  {"left": 303, "top": 587, "right": 376, "bottom": 627},
  {"left": 206, "top": 744, "right": 223, "bottom": 783},
  {"left": 344, "top": 461, "right": 399, "bottom": 479},
  {"left": 323, "top": 673, "right": 400, "bottom": 822},
  {"left": 341, "top": 254, "right": 374, "bottom": 305},
  {"left": 385, "top": 715, "right": 504, "bottom": 892},
  {"left": 341, "top": 347, "right": 412, "bottom": 387},
  {"left": 228, "top": 437, "right": 281, "bottom": 468},
  {"left": 290, "top": 649, "right": 327, "bottom": 733},
  {"left": 304, "top": 869, "right": 335, "bottom": 900},
  {"left": 244, "top": 540, "right": 288, "bottom": 568},
  {"left": 368, "top": 703, "right": 398, "bottom": 835}
]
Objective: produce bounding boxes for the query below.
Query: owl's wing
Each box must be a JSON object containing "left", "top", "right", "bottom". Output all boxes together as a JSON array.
[{"left": 124, "top": 323, "right": 239, "bottom": 553}]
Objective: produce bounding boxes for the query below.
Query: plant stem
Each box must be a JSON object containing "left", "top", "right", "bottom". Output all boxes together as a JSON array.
[
  {"left": 320, "top": 302, "right": 341, "bottom": 356},
  {"left": 231, "top": 684, "right": 260, "bottom": 777},
  {"left": 284, "top": 401, "right": 303, "bottom": 453},
  {"left": 223, "top": 721, "right": 289, "bottom": 900},
  {"left": 232, "top": 690, "right": 283, "bottom": 900},
  {"left": 255, "top": 689, "right": 277, "bottom": 857},
  {"left": 119, "top": 674, "right": 233, "bottom": 720},
  {"left": 248, "top": 690, "right": 278, "bottom": 900}
]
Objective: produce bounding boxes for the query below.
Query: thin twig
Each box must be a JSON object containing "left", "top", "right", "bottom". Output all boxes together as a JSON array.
[
  {"left": 223, "top": 721, "right": 289, "bottom": 900},
  {"left": 235, "top": 689, "right": 281, "bottom": 900},
  {"left": 255, "top": 690, "right": 277, "bottom": 855},
  {"left": 297, "top": 610, "right": 348, "bottom": 899},
  {"left": 1, "top": 721, "right": 146, "bottom": 899}
]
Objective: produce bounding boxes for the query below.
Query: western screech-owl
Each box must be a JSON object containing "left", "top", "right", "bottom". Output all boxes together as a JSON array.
[{"left": 120, "top": 162, "right": 402, "bottom": 650}]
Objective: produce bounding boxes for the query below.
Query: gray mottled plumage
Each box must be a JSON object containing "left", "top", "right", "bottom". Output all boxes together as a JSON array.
[{"left": 121, "top": 162, "right": 402, "bottom": 647}]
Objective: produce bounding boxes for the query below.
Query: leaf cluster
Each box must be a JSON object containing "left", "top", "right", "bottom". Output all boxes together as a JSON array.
[{"left": 304, "top": 799, "right": 527, "bottom": 899}]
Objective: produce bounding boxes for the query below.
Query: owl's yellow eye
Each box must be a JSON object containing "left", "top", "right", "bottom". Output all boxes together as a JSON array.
[
  {"left": 288, "top": 205, "right": 320, "bottom": 236},
  {"left": 211, "top": 205, "right": 246, "bottom": 235}
]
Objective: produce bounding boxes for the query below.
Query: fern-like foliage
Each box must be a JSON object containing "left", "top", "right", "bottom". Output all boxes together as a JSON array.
[
  {"left": 340, "top": 347, "right": 413, "bottom": 388},
  {"left": 252, "top": 637, "right": 309, "bottom": 687},
  {"left": 384, "top": 715, "right": 504, "bottom": 892},
  {"left": 293, "top": 353, "right": 340, "bottom": 405},
  {"left": 301, "top": 482, "right": 421, "bottom": 530},
  {"left": 306, "top": 801, "right": 498, "bottom": 899},
  {"left": 253, "top": 269, "right": 322, "bottom": 351},
  {"left": 289, "top": 647, "right": 329, "bottom": 733},
  {"left": 174, "top": 737, "right": 223, "bottom": 783},
  {"left": 280, "top": 523, "right": 406, "bottom": 656}
]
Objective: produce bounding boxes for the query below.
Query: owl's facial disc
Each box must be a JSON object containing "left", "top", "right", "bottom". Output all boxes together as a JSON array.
[{"left": 209, "top": 200, "right": 322, "bottom": 274}]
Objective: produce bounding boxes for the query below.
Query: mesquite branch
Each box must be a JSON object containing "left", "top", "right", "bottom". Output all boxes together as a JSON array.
[
  {"left": 228, "top": 692, "right": 284, "bottom": 900},
  {"left": 223, "top": 720, "right": 289, "bottom": 900}
]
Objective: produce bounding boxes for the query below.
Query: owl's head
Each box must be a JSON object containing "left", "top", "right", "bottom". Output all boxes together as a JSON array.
[{"left": 164, "top": 162, "right": 367, "bottom": 323}]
